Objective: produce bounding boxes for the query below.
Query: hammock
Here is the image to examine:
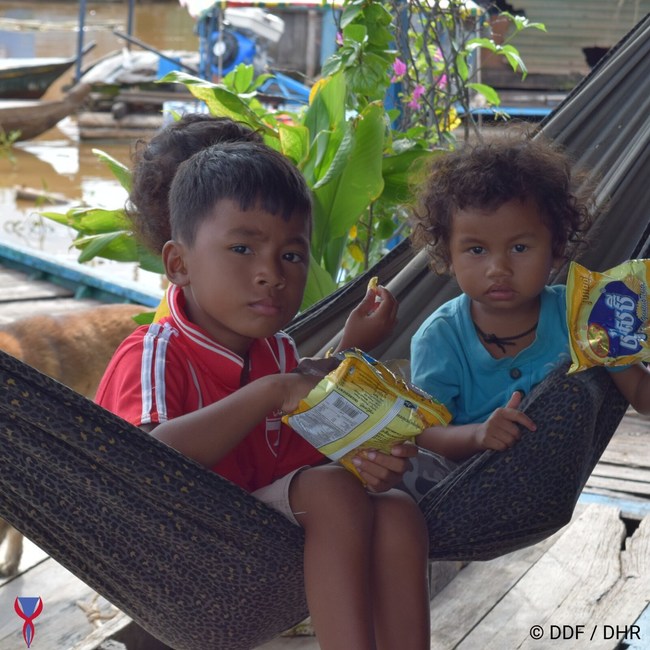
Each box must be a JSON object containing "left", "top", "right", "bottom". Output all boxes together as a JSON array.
[{"left": 0, "top": 14, "right": 648, "bottom": 650}]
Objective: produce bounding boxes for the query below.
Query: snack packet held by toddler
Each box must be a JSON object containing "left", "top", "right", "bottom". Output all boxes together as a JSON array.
[
  {"left": 282, "top": 348, "right": 451, "bottom": 483},
  {"left": 566, "top": 259, "right": 650, "bottom": 373}
]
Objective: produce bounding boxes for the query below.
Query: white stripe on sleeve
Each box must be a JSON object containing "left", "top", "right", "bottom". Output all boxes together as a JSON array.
[
  {"left": 140, "top": 323, "right": 161, "bottom": 423},
  {"left": 153, "top": 323, "right": 175, "bottom": 422}
]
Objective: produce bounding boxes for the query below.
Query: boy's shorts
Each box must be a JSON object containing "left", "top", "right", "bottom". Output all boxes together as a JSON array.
[{"left": 251, "top": 466, "right": 307, "bottom": 526}]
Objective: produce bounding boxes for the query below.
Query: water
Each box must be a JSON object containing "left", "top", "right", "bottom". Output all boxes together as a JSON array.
[{"left": 0, "top": 1, "right": 200, "bottom": 296}]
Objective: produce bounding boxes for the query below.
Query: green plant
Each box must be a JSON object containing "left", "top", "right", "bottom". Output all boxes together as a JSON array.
[
  {"left": 387, "top": 0, "right": 546, "bottom": 142},
  {"left": 158, "top": 64, "right": 435, "bottom": 302},
  {"left": 42, "top": 0, "right": 542, "bottom": 308},
  {"left": 0, "top": 128, "right": 21, "bottom": 164},
  {"left": 41, "top": 149, "right": 164, "bottom": 276}
]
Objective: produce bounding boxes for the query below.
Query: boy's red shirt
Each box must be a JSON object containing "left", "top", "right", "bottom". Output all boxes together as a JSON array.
[{"left": 96, "top": 284, "right": 325, "bottom": 492}]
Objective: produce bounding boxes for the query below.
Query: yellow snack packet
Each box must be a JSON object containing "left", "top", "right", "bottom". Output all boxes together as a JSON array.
[
  {"left": 566, "top": 259, "right": 650, "bottom": 373},
  {"left": 282, "top": 349, "right": 451, "bottom": 483}
]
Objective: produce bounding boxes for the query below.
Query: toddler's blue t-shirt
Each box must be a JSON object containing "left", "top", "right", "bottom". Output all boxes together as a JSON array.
[{"left": 410, "top": 285, "right": 571, "bottom": 424}]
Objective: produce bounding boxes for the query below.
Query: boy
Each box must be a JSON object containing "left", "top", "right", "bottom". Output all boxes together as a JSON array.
[{"left": 97, "top": 141, "right": 430, "bottom": 649}]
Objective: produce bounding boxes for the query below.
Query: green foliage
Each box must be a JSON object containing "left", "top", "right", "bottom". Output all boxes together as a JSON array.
[
  {"left": 322, "top": 0, "right": 396, "bottom": 107},
  {"left": 387, "top": 0, "right": 546, "bottom": 142},
  {"left": 0, "top": 128, "right": 21, "bottom": 164},
  {"left": 41, "top": 0, "right": 543, "bottom": 308},
  {"left": 41, "top": 205, "right": 164, "bottom": 274}
]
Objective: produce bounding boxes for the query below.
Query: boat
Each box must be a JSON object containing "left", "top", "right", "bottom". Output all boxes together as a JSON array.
[
  {"left": 0, "top": 56, "right": 78, "bottom": 99},
  {"left": 76, "top": 48, "right": 197, "bottom": 140},
  {"left": 0, "top": 43, "right": 95, "bottom": 100},
  {"left": 0, "top": 82, "right": 91, "bottom": 142},
  {"left": 75, "top": 5, "right": 310, "bottom": 140}
]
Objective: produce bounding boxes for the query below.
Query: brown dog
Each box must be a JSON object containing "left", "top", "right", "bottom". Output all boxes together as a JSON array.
[{"left": 0, "top": 302, "right": 144, "bottom": 576}]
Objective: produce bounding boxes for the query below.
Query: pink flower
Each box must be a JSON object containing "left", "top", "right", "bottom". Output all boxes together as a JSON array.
[
  {"left": 336, "top": 31, "right": 344, "bottom": 46},
  {"left": 407, "top": 84, "right": 426, "bottom": 110},
  {"left": 391, "top": 58, "right": 407, "bottom": 82}
]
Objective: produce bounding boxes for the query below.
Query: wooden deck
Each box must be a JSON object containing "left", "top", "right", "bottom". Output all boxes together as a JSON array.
[{"left": 1, "top": 261, "right": 649, "bottom": 649}]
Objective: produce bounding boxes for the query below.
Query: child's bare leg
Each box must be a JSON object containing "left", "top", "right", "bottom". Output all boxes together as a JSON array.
[
  {"left": 370, "top": 490, "right": 430, "bottom": 650},
  {"left": 291, "top": 465, "right": 377, "bottom": 650},
  {"left": 290, "top": 465, "right": 430, "bottom": 650}
]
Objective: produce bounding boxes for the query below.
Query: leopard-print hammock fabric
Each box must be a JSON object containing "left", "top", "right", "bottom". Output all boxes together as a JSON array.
[{"left": 0, "top": 350, "right": 628, "bottom": 650}]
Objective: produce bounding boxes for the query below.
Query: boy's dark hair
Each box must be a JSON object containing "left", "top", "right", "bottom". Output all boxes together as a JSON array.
[
  {"left": 410, "top": 133, "right": 595, "bottom": 273},
  {"left": 168, "top": 141, "right": 312, "bottom": 246},
  {"left": 127, "top": 114, "right": 263, "bottom": 254}
]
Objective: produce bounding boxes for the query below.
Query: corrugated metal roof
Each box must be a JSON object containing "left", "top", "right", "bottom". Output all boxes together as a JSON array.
[{"left": 504, "top": 0, "right": 650, "bottom": 75}]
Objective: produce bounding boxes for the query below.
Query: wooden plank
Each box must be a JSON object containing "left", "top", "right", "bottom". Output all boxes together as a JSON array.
[
  {"left": 526, "top": 515, "right": 650, "bottom": 650},
  {"left": 69, "top": 611, "right": 133, "bottom": 650},
  {"left": 0, "top": 538, "right": 49, "bottom": 587},
  {"left": 428, "top": 506, "right": 586, "bottom": 649},
  {"left": 581, "top": 490, "right": 650, "bottom": 515},
  {"left": 627, "top": 605, "right": 650, "bottom": 650},
  {"left": 0, "top": 267, "right": 74, "bottom": 303},
  {"left": 76, "top": 112, "right": 165, "bottom": 129},
  {"left": 256, "top": 637, "right": 319, "bottom": 650},
  {"left": 618, "top": 410, "right": 650, "bottom": 429},
  {"left": 590, "top": 463, "right": 650, "bottom": 483},
  {"left": 586, "top": 476, "right": 650, "bottom": 498},
  {"left": 0, "top": 298, "right": 104, "bottom": 323},
  {"left": 0, "top": 557, "right": 122, "bottom": 650},
  {"left": 257, "top": 508, "right": 591, "bottom": 650},
  {"left": 78, "top": 126, "right": 161, "bottom": 141},
  {"left": 456, "top": 504, "right": 626, "bottom": 649},
  {"left": 597, "top": 430, "right": 650, "bottom": 469}
]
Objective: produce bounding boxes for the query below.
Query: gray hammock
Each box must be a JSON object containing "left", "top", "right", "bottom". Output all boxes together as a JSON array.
[{"left": 0, "top": 13, "right": 649, "bottom": 650}]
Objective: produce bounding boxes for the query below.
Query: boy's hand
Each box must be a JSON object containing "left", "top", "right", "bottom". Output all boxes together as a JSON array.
[
  {"left": 475, "top": 391, "right": 536, "bottom": 452},
  {"left": 279, "top": 357, "right": 339, "bottom": 415},
  {"left": 278, "top": 371, "right": 320, "bottom": 415},
  {"left": 351, "top": 442, "right": 418, "bottom": 492},
  {"left": 338, "top": 283, "right": 398, "bottom": 353}
]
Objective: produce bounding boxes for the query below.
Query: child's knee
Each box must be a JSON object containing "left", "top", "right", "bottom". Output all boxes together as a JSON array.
[
  {"left": 375, "top": 491, "right": 429, "bottom": 555},
  {"left": 291, "top": 464, "right": 373, "bottom": 527}
]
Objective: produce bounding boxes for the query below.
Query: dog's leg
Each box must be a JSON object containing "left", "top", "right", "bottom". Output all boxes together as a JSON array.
[{"left": 0, "top": 519, "right": 23, "bottom": 577}]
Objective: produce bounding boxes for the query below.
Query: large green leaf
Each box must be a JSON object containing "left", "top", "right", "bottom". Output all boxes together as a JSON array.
[
  {"left": 73, "top": 231, "right": 163, "bottom": 274},
  {"left": 467, "top": 82, "right": 501, "bottom": 106},
  {"left": 278, "top": 124, "right": 309, "bottom": 166},
  {"left": 301, "top": 127, "right": 346, "bottom": 189},
  {"left": 346, "top": 52, "right": 391, "bottom": 97},
  {"left": 92, "top": 149, "right": 132, "bottom": 193},
  {"left": 324, "top": 233, "right": 349, "bottom": 281},
  {"left": 380, "top": 149, "right": 440, "bottom": 205},
  {"left": 165, "top": 72, "right": 277, "bottom": 138},
  {"left": 41, "top": 207, "right": 130, "bottom": 234},
  {"left": 135, "top": 244, "right": 165, "bottom": 275},
  {"left": 312, "top": 102, "right": 386, "bottom": 269},
  {"left": 303, "top": 73, "right": 346, "bottom": 147},
  {"left": 74, "top": 231, "right": 138, "bottom": 264},
  {"left": 301, "top": 252, "right": 338, "bottom": 310}
]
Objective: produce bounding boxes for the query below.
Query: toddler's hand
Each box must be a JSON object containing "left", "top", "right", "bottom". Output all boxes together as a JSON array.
[
  {"left": 476, "top": 392, "right": 536, "bottom": 452},
  {"left": 339, "top": 282, "right": 398, "bottom": 353}
]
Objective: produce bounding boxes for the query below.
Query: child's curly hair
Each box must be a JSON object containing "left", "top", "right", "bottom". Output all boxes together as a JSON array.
[
  {"left": 126, "top": 114, "right": 263, "bottom": 254},
  {"left": 410, "top": 131, "right": 595, "bottom": 273}
]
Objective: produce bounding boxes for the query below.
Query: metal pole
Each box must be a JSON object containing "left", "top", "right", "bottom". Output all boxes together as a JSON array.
[
  {"left": 75, "top": 0, "right": 87, "bottom": 82},
  {"left": 127, "top": 0, "right": 136, "bottom": 48}
]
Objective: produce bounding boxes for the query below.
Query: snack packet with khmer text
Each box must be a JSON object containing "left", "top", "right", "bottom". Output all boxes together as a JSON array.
[
  {"left": 566, "top": 259, "right": 650, "bottom": 373},
  {"left": 282, "top": 348, "right": 451, "bottom": 483}
]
